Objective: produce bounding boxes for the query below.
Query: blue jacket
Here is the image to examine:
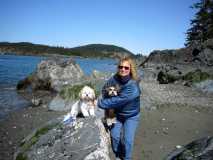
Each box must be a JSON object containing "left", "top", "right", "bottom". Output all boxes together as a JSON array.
[{"left": 98, "top": 75, "right": 141, "bottom": 119}]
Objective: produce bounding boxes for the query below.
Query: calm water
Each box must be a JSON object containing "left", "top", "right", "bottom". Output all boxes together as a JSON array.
[{"left": 0, "top": 54, "right": 116, "bottom": 120}]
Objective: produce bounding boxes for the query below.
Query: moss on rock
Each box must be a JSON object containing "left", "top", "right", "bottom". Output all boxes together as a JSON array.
[
  {"left": 183, "top": 69, "right": 212, "bottom": 83},
  {"left": 16, "top": 153, "right": 28, "bottom": 160},
  {"left": 20, "top": 123, "right": 60, "bottom": 151}
]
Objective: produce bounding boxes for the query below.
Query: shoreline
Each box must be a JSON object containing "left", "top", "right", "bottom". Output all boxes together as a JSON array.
[{"left": 0, "top": 51, "right": 120, "bottom": 60}]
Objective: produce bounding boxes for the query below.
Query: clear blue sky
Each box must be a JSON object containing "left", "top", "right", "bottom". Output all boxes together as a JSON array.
[{"left": 0, "top": 0, "right": 198, "bottom": 55}]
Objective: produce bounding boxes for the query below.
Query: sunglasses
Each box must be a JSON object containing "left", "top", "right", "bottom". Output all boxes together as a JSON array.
[{"left": 118, "top": 65, "right": 130, "bottom": 70}]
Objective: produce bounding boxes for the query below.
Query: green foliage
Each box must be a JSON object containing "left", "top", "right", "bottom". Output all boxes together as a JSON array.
[
  {"left": 20, "top": 123, "right": 59, "bottom": 151},
  {"left": 157, "top": 69, "right": 213, "bottom": 84},
  {"left": 60, "top": 82, "right": 100, "bottom": 100},
  {"left": 16, "top": 153, "right": 28, "bottom": 160},
  {"left": 183, "top": 69, "right": 211, "bottom": 83},
  {"left": 60, "top": 84, "right": 85, "bottom": 100},
  {"left": 34, "top": 124, "right": 56, "bottom": 137},
  {"left": 186, "top": 0, "right": 213, "bottom": 45}
]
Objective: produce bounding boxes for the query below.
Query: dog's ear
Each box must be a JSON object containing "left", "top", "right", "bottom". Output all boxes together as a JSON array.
[{"left": 105, "top": 87, "right": 110, "bottom": 92}]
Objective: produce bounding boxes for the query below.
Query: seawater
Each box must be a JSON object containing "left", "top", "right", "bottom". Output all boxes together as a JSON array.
[{"left": 0, "top": 54, "right": 116, "bottom": 120}]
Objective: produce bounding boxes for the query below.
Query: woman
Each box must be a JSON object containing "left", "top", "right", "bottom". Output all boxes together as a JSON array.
[{"left": 98, "top": 57, "right": 141, "bottom": 160}]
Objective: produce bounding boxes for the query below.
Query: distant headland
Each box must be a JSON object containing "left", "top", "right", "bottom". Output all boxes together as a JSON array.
[{"left": 0, "top": 42, "right": 134, "bottom": 58}]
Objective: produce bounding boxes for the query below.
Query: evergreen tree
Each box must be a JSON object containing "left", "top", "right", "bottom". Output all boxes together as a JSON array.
[{"left": 186, "top": 0, "right": 213, "bottom": 46}]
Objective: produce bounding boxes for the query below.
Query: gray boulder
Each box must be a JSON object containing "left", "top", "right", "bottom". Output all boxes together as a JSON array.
[
  {"left": 14, "top": 116, "right": 111, "bottom": 160},
  {"left": 35, "top": 58, "right": 84, "bottom": 92},
  {"left": 17, "top": 58, "right": 85, "bottom": 92},
  {"left": 198, "top": 48, "right": 213, "bottom": 66},
  {"left": 166, "top": 136, "right": 213, "bottom": 160},
  {"left": 16, "top": 58, "right": 85, "bottom": 107},
  {"left": 140, "top": 38, "right": 213, "bottom": 67}
]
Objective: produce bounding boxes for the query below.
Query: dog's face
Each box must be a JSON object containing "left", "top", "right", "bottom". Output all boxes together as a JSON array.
[
  {"left": 106, "top": 85, "right": 120, "bottom": 97},
  {"left": 79, "top": 86, "right": 95, "bottom": 101}
]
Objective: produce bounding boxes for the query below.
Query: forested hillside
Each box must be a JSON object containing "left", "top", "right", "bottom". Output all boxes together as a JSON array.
[{"left": 0, "top": 42, "right": 133, "bottom": 58}]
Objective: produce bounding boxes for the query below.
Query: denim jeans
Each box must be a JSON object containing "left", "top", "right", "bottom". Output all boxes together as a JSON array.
[{"left": 111, "top": 113, "right": 140, "bottom": 160}]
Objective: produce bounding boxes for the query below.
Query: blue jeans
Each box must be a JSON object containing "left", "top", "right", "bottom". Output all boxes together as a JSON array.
[{"left": 111, "top": 113, "right": 140, "bottom": 160}]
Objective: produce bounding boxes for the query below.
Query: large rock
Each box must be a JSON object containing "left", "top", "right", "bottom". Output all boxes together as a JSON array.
[
  {"left": 14, "top": 116, "right": 111, "bottom": 160},
  {"left": 166, "top": 136, "right": 213, "bottom": 160},
  {"left": 197, "top": 48, "right": 213, "bottom": 66},
  {"left": 140, "top": 38, "right": 213, "bottom": 67},
  {"left": 156, "top": 64, "right": 182, "bottom": 84},
  {"left": 34, "top": 58, "right": 85, "bottom": 92},
  {"left": 157, "top": 71, "right": 178, "bottom": 84},
  {"left": 16, "top": 58, "right": 85, "bottom": 107},
  {"left": 144, "top": 49, "right": 188, "bottom": 65},
  {"left": 17, "top": 58, "right": 85, "bottom": 92}
]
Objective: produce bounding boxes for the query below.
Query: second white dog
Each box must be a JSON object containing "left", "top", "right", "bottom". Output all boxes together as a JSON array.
[{"left": 70, "top": 85, "right": 96, "bottom": 118}]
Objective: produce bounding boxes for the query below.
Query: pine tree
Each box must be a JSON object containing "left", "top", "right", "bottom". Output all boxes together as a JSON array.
[{"left": 186, "top": 0, "right": 213, "bottom": 46}]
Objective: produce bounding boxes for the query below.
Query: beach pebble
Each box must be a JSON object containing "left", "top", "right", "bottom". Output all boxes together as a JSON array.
[
  {"left": 162, "top": 127, "right": 169, "bottom": 135},
  {"left": 154, "top": 130, "right": 160, "bottom": 134},
  {"left": 48, "top": 152, "right": 55, "bottom": 159},
  {"left": 160, "top": 145, "right": 165, "bottom": 149},
  {"left": 175, "top": 145, "right": 182, "bottom": 149},
  {"left": 195, "top": 110, "right": 199, "bottom": 113}
]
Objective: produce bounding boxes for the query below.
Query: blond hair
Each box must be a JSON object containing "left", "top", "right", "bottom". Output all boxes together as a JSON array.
[{"left": 117, "top": 57, "right": 138, "bottom": 80}]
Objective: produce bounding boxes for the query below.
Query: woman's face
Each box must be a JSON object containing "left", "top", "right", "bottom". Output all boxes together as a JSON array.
[{"left": 118, "top": 61, "right": 131, "bottom": 77}]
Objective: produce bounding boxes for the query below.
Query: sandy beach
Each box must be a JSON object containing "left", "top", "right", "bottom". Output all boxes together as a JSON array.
[
  {"left": 134, "top": 105, "right": 213, "bottom": 160},
  {"left": 0, "top": 80, "right": 213, "bottom": 160}
]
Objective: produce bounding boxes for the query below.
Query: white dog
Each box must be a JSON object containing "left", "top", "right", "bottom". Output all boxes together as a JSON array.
[{"left": 70, "top": 86, "right": 96, "bottom": 118}]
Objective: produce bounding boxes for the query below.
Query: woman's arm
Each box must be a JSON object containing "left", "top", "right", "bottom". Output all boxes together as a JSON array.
[{"left": 98, "top": 82, "right": 140, "bottom": 109}]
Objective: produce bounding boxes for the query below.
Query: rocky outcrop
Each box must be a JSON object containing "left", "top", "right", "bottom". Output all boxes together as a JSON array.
[
  {"left": 140, "top": 38, "right": 213, "bottom": 67},
  {"left": 17, "top": 58, "right": 84, "bottom": 92},
  {"left": 16, "top": 58, "right": 85, "bottom": 107},
  {"left": 166, "top": 136, "right": 213, "bottom": 160},
  {"left": 14, "top": 115, "right": 111, "bottom": 160},
  {"left": 34, "top": 58, "right": 84, "bottom": 92},
  {"left": 156, "top": 68, "right": 213, "bottom": 86},
  {"left": 145, "top": 49, "right": 185, "bottom": 64},
  {"left": 157, "top": 71, "right": 179, "bottom": 84}
]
